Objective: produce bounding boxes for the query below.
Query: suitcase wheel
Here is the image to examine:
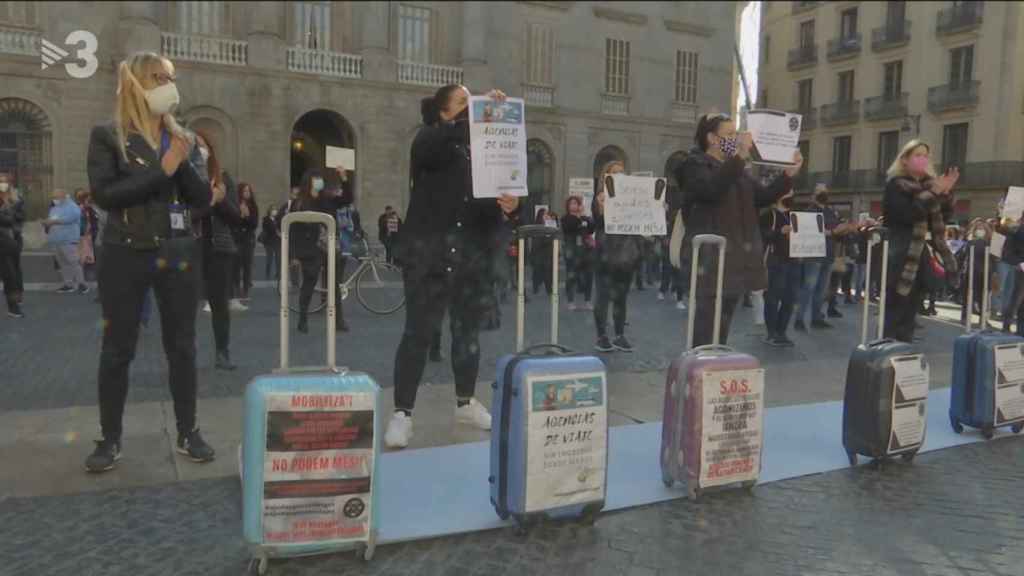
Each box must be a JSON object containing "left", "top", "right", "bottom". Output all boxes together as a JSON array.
[
  {"left": 248, "top": 555, "right": 268, "bottom": 576},
  {"left": 900, "top": 452, "right": 916, "bottom": 463},
  {"left": 846, "top": 451, "right": 858, "bottom": 467},
  {"left": 687, "top": 486, "right": 700, "bottom": 501},
  {"left": 513, "top": 514, "right": 533, "bottom": 536},
  {"left": 982, "top": 427, "right": 995, "bottom": 440},
  {"left": 741, "top": 480, "right": 756, "bottom": 493},
  {"left": 662, "top": 475, "right": 674, "bottom": 489},
  {"left": 1012, "top": 423, "right": 1023, "bottom": 434},
  {"left": 579, "top": 502, "right": 602, "bottom": 526},
  {"left": 950, "top": 414, "right": 964, "bottom": 435},
  {"left": 496, "top": 506, "right": 510, "bottom": 521}
]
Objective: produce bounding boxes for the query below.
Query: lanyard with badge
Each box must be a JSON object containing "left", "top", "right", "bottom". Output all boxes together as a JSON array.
[{"left": 161, "top": 130, "right": 188, "bottom": 232}]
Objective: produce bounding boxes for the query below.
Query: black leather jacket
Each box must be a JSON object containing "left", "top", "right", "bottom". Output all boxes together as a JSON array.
[{"left": 87, "top": 123, "right": 211, "bottom": 250}]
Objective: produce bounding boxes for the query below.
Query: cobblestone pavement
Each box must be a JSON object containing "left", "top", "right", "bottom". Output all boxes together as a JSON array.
[
  {"left": 1, "top": 280, "right": 963, "bottom": 412},
  {"left": 0, "top": 438, "right": 1020, "bottom": 576}
]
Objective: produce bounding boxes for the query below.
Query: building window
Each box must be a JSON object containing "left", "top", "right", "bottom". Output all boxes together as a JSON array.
[
  {"left": 398, "top": 3, "right": 432, "bottom": 63},
  {"left": 525, "top": 23, "right": 555, "bottom": 86},
  {"left": 877, "top": 131, "right": 900, "bottom": 174},
  {"left": 942, "top": 123, "right": 969, "bottom": 170},
  {"left": 950, "top": 45, "right": 974, "bottom": 86},
  {"left": 838, "top": 71, "right": 855, "bottom": 103},
  {"left": 832, "top": 136, "right": 852, "bottom": 174},
  {"left": 886, "top": 1, "right": 906, "bottom": 27},
  {"left": 605, "top": 38, "right": 630, "bottom": 95},
  {"left": 797, "top": 79, "right": 813, "bottom": 110},
  {"left": 799, "top": 20, "right": 815, "bottom": 49},
  {"left": 883, "top": 61, "right": 902, "bottom": 99},
  {"left": 292, "top": 1, "right": 331, "bottom": 50},
  {"left": 0, "top": 1, "right": 36, "bottom": 26},
  {"left": 675, "top": 51, "right": 699, "bottom": 104},
  {"left": 840, "top": 8, "right": 858, "bottom": 38},
  {"left": 177, "top": 1, "right": 227, "bottom": 37},
  {"left": 763, "top": 35, "right": 771, "bottom": 64}
]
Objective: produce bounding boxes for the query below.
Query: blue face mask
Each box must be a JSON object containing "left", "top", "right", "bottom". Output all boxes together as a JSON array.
[{"left": 312, "top": 178, "right": 324, "bottom": 193}]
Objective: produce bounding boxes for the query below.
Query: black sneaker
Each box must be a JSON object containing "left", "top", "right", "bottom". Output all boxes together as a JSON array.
[
  {"left": 56, "top": 285, "right": 75, "bottom": 294},
  {"left": 77, "top": 284, "right": 90, "bottom": 295},
  {"left": 594, "top": 336, "right": 614, "bottom": 353},
  {"left": 176, "top": 429, "right": 216, "bottom": 463},
  {"left": 215, "top": 351, "right": 237, "bottom": 371},
  {"left": 811, "top": 319, "right": 833, "bottom": 329},
  {"left": 827, "top": 308, "right": 843, "bottom": 319},
  {"left": 794, "top": 320, "right": 807, "bottom": 332},
  {"left": 773, "top": 335, "right": 796, "bottom": 348},
  {"left": 7, "top": 303, "right": 24, "bottom": 318},
  {"left": 762, "top": 333, "right": 777, "bottom": 345},
  {"left": 85, "top": 438, "right": 121, "bottom": 473},
  {"left": 612, "top": 336, "right": 634, "bottom": 353}
]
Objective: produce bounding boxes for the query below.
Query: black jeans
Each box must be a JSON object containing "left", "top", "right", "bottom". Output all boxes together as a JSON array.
[
  {"left": 565, "top": 248, "right": 593, "bottom": 303},
  {"left": 235, "top": 237, "right": 255, "bottom": 297},
  {"left": 765, "top": 262, "right": 801, "bottom": 338},
  {"left": 0, "top": 252, "right": 17, "bottom": 310},
  {"left": 692, "top": 294, "right": 740, "bottom": 347},
  {"left": 11, "top": 242, "right": 22, "bottom": 295},
  {"left": 883, "top": 276, "right": 925, "bottom": 343},
  {"left": 660, "top": 251, "right": 684, "bottom": 300},
  {"left": 594, "top": 265, "right": 632, "bottom": 338},
  {"left": 263, "top": 242, "right": 279, "bottom": 280},
  {"left": 298, "top": 256, "right": 321, "bottom": 318},
  {"left": 531, "top": 254, "right": 552, "bottom": 295},
  {"left": 202, "top": 246, "right": 233, "bottom": 354},
  {"left": 393, "top": 264, "right": 488, "bottom": 412},
  {"left": 97, "top": 242, "right": 199, "bottom": 440}
]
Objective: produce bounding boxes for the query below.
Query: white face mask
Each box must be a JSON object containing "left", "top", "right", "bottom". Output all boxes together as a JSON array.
[
  {"left": 144, "top": 82, "right": 180, "bottom": 115},
  {"left": 0, "top": 183, "right": 8, "bottom": 193},
  {"left": 312, "top": 178, "right": 324, "bottom": 193},
  {"left": 199, "top": 147, "right": 210, "bottom": 162}
]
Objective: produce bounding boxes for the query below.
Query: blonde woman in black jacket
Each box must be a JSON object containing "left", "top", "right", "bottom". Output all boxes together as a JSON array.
[{"left": 85, "top": 52, "right": 219, "bottom": 472}]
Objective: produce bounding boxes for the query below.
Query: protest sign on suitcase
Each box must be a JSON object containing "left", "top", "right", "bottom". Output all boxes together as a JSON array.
[
  {"left": 241, "top": 211, "right": 381, "bottom": 575},
  {"left": 490, "top": 225, "right": 608, "bottom": 533}
]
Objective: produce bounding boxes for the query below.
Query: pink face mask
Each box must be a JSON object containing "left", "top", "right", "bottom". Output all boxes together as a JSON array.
[{"left": 908, "top": 156, "right": 930, "bottom": 173}]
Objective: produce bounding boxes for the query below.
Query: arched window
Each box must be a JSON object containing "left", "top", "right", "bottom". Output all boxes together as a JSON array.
[
  {"left": 0, "top": 98, "right": 52, "bottom": 218},
  {"left": 593, "top": 145, "right": 628, "bottom": 193},
  {"left": 527, "top": 138, "right": 554, "bottom": 216}
]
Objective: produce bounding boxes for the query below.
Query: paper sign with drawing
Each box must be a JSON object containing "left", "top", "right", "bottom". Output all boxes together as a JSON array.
[{"left": 603, "top": 174, "right": 667, "bottom": 236}]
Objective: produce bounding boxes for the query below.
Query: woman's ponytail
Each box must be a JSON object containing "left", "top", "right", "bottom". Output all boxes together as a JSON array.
[{"left": 421, "top": 97, "right": 440, "bottom": 126}]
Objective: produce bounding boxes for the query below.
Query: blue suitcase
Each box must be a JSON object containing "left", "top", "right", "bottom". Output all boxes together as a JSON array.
[
  {"left": 241, "top": 212, "right": 381, "bottom": 575},
  {"left": 950, "top": 236, "right": 1024, "bottom": 438},
  {"left": 490, "top": 225, "right": 608, "bottom": 532}
]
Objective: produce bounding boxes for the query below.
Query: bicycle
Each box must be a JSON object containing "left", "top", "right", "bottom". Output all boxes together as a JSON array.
[{"left": 278, "top": 237, "right": 404, "bottom": 315}]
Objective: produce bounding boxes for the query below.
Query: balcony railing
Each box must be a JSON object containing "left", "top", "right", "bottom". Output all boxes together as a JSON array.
[
  {"left": 0, "top": 25, "right": 39, "bottom": 57},
  {"left": 601, "top": 93, "right": 630, "bottom": 116},
  {"left": 791, "top": 1, "right": 820, "bottom": 15},
  {"left": 937, "top": 3, "right": 984, "bottom": 35},
  {"left": 872, "top": 20, "right": 911, "bottom": 51},
  {"left": 787, "top": 44, "right": 817, "bottom": 70},
  {"left": 524, "top": 84, "right": 554, "bottom": 108},
  {"left": 286, "top": 47, "right": 363, "bottom": 79},
  {"left": 397, "top": 61, "right": 463, "bottom": 87},
  {"left": 161, "top": 32, "right": 247, "bottom": 66},
  {"left": 791, "top": 107, "right": 817, "bottom": 131},
  {"left": 820, "top": 100, "right": 860, "bottom": 126},
  {"left": 955, "top": 162, "right": 1024, "bottom": 189},
  {"left": 827, "top": 34, "right": 862, "bottom": 61},
  {"left": 864, "top": 93, "right": 908, "bottom": 121},
  {"left": 927, "top": 81, "right": 980, "bottom": 113}
]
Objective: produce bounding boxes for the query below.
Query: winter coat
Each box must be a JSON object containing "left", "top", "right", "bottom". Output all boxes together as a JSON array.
[
  {"left": 46, "top": 198, "right": 82, "bottom": 246},
  {"left": 192, "top": 171, "right": 241, "bottom": 255},
  {"left": 592, "top": 196, "right": 643, "bottom": 273},
  {"left": 882, "top": 175, "right": 954, "bottom": 293},
  {"left": 759, "top": 207, "right": 792, "bottom": 267},
  {"left": 679, "top": 152, "right": 792, "bottom": 297}
]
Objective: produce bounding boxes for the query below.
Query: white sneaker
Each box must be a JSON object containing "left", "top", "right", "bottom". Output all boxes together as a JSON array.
[
  {"left": 229, "top": 299, "right": 248, "bottom": 312},
  {"left": 658, "top": 292, "right": 665, "bottom": 301},
  {"left": 385, "top": 412, "right": 413, "bottom": 449},
  {"left": 202, "top": 302, "right": 211, "bottom": 313},
  {"left": 455, "top": 398, "right": 492, "bottom": 430},
  {"left": 676, "top": 300, "right": 687, "bottom": 310}
]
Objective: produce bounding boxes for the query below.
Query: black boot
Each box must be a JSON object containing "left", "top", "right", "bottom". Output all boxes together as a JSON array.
[
  {"left": 335, "top": 300, "right": 349, "bottom": 332},
  {"left": 215, "top": 350, "right": 237, "bottom": 371}
]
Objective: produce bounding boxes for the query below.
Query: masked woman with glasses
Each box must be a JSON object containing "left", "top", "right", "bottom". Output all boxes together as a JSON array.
[{"left": 85, "top": 52, "right": 219, "bottom": 473}]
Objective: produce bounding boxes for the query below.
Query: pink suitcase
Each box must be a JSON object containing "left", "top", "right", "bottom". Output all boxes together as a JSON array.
[{"left": 660, "top": 234, "right": 764, "bottom": 499}]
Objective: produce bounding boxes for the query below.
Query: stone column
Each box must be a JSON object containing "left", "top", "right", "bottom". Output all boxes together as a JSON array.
[
  {"left": 357, "top": 2, "right": 395, "bottom": 83},
  {"left": 247, "top": 1, "right": 285, "bottom": 70},
  {"left": 118, "top": 2, "right": 161, "bottom": 55},
  {"left": 460, "top": 1, "right": 493, "bottom": 90}
]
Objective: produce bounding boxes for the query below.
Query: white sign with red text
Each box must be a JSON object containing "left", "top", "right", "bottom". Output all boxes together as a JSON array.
[{"left": 699, "top": 368, "right": 764, "bottom": 488}]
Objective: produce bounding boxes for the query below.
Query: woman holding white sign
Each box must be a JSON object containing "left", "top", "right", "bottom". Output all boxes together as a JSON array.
[
  {"left": 387, "top": 84, "right": 521, "bottom": 449},
  {"left": 681, "top": 113, "right": 802, "bottom": 347}
]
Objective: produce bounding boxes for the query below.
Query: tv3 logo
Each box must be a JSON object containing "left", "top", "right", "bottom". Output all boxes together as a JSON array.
[{"left": 41, "top": 31, "right": 98, "bottom": 79}]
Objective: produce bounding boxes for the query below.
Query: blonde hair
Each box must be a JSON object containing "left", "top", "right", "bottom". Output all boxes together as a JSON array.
[
  {"left": 599, "top": 160, "right": 625, "bottom": 193},
  {"left": 886, "top": 139, "right": 936, "bottom": 180},
  {"left": 114, "top": 52, "right": 186, "bottom": 160}
]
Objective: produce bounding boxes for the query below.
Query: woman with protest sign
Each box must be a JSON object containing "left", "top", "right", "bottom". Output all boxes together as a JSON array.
[
  {"left": 591, "top": 160, "right": 640, "bottom": 353},
  {"left": 561, "top": 195, "right": 595, "bottom": 311}
]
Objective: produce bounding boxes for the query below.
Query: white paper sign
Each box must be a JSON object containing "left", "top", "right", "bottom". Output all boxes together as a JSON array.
[
  {"left": 992, "top": 187, "right": 1024, "bottom": 257},
  {"left": 699, "top": 368, "right": 765, "bottom": 489},
  {"left": 525, "top": 372, "right": 607, "bottom": 513},
  {"left": 603, "top": 174, "right": 667, "bottom": 236},
  {"left": 569, "top": 178, "right": 594, "bottom": 217},
  {"left": 261, "top": 393, "right": 374, "bottom": 544},
  {"left": 788, "top": 211, "right": 826, "bottom": 258},
  {"left": 888, "top": 355, "right": 929, "bottom": 454},
  {"left": 993, "top": 343, "right": 1024, "bottom": 426},
  {"left": 631, "top": 171, "right": 654, "bottom": 177},
  {"left": 746, "top": 109, "right": 802, "bottom": 167},
  {"left": 325, "top": 146, "right": 355, "bottom": 171},
  {"left": 858, "top": 212, "right": 871, "bottom": 223},
  {"left": 468, "top": 96, "right": 528, "bottom": 198}
]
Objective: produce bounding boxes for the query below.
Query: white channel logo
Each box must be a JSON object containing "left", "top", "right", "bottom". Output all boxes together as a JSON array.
[{"left": 41, "top": 30, "right": 98, "bottom": 79}]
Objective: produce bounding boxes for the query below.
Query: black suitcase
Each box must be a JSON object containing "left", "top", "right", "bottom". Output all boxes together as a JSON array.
[{"left": 842, "top": 227, "right": 929, "bottom": 466}]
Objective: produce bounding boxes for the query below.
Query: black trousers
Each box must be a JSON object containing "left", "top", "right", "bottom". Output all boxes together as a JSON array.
[
  {"left": 97, "top": 242, "right": 199, "bottom": 440},
  {"left": 0, "top": 252, "right": 17, "bottom": 310},
  {"left": 393, "top": 265, "right": 488, "bottom": 412},
  {"left": 660, "top": 250, "right": 684, "bottom": 299},
  {"left": 594, "top": 265, "right": 632, "bottom": 338},
  {"left": 765, "top": 262, "right": 801, "bottom": 338},
  {"left": 11, "top": 242, "right": 22, "bottom": 295},
  {"left": 883, "top": 275, "right": 925, "bottom": 343},
  {"left": 1002, "top": 268, "right": 1024, "bottom": 336},
  {"left": 202, "top": 246, "right": 233, "bottom": 353},
  {"left": 298, "top": 256, "right": 321, "bottom": 318},
  {"left": 565, "top": 249, "right": 593, "bottom": 303},
  {"left": 531, "top": 255, "right": 552, "bottom": 294},
  {"left": 692, "top": 294, "right": 740, "bottom": 347},
  {"left": 235, "top": 237, "right": 255, "bottom": 297},
  {"left": 263, "top": 242, "right": 279, "bottom": 280}
]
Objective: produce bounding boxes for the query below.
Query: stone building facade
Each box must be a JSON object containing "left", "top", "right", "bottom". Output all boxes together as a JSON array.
[{"left": 0, "top": 1, "right": 739, "bottom": 236}]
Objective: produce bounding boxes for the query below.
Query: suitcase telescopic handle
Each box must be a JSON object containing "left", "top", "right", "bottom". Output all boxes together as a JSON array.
[
  {"left": 860, "top": 226, "right": 889, "bottom": 346},
  {"left": 279, "top": 211, "right": 337, "bottom": 372},
  {"left": 964, "top": 235, "right": 992, "bottom": 333},
  {"left": 686, "top": 234, "right": 727, "bottom": 350},
  {"left": 516, "top": 225, "right": 563, "bottom": 352}
]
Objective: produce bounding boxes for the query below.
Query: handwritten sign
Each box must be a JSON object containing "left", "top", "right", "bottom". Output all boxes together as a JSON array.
[
  {"left": 699, "top": 368, "right": 764, "bottom": 489},
  {"left": 469, "top": 96, "right": 528, "bottom": 198},
  {"left": 603, "top": 174, "right": 667, "bottom": 236},
  {"left": 788, "top": 211, "right": 826, "bottom": 258}
]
